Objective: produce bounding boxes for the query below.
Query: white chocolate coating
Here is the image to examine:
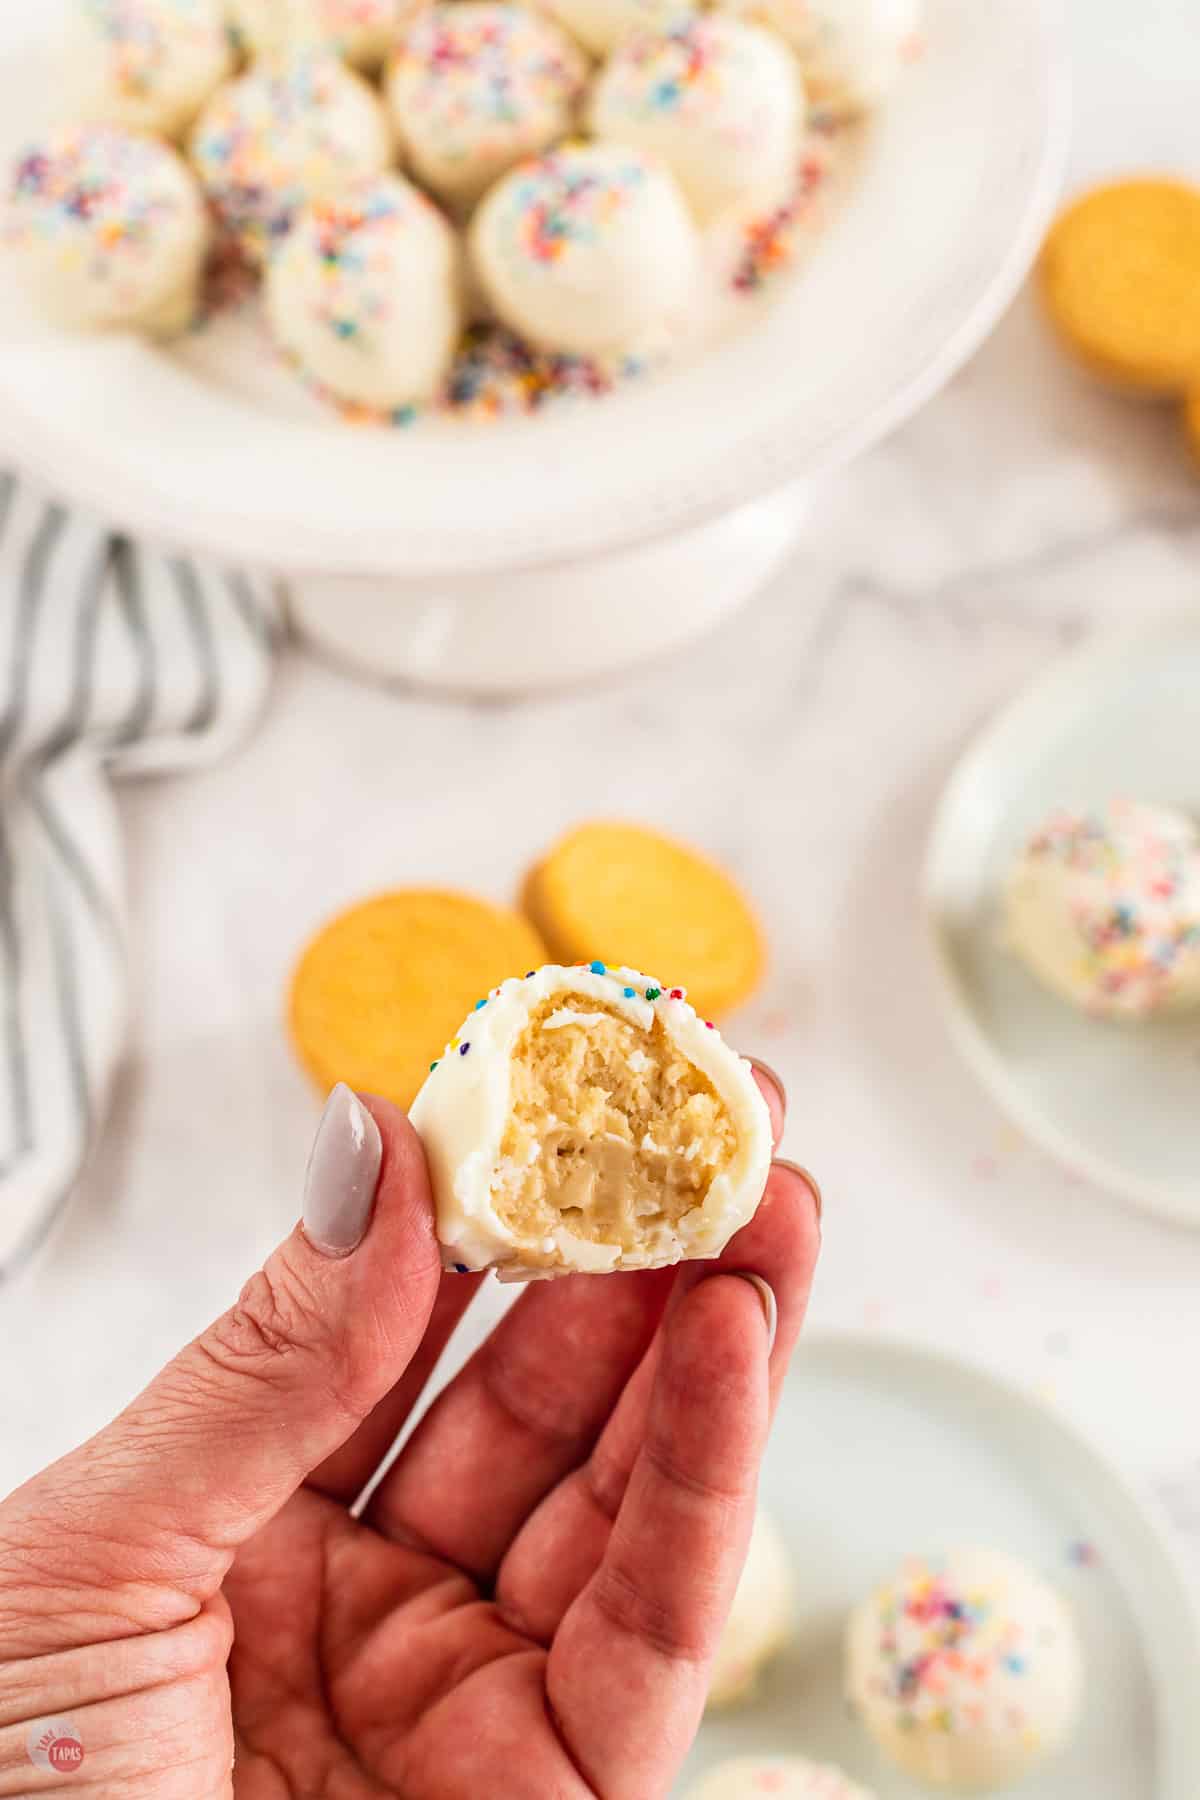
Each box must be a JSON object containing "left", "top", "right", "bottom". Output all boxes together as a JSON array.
[
  {"left": 688, "top": 1757, "right": 876, "bottom": 1800},
  {"left": 387, "top": 4, "right": 586, "bottom": 210},
  {"left": 5, "top": 125, "right": 209, "bottom": 336},
  {"left": 716, "top": 0, "right": 922, "bottom": 114},
  {"left": 591, "top": 15, "right": 802, "bottom": 225},
  {"left": 266, "top": 174, "right": 462, "bottom": 407},
  {"left": 1005, "top": 800, "right": 1200, "bottom": 1020},
  {"left": 846, "top": 1549, "right": 1084, "bottom": 1791},
  {"left": 231, "top": 0, "right": 412, "bottom": 70},
  {"left": 537, "top": 0, "right": 687, "bottom": 59},
  {"left": 64, "top": 0, "right": 233, "bottom": 140},
  {"left": 470, "top": 144, "right": 699, "bottom": 358},
  {"left": 409, "top": 962, "right": 773, "bottom": 1281},
  {"left": 708, "top": 1508, "right": 795, "bottom": 1707},
  {"left": 190, "top": 52, "right": 391, "bottom": 265}
]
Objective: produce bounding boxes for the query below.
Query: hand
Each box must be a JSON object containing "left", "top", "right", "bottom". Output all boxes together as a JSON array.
[{"left": 0, "top": 1074, "right": 819, "bottom": 1799}]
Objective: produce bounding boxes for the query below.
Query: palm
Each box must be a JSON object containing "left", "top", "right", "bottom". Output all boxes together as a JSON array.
[
  {"left": 1, "top": 1095, "right": 816, "bottom": 1800},
  {"left": 227, "top": 1492, "right": 586, "bottom": 1797}
]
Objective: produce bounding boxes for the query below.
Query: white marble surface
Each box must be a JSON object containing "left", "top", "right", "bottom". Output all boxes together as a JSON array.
[{"left": 3, "top": 0, "right": 1200, "bottom": 1577}]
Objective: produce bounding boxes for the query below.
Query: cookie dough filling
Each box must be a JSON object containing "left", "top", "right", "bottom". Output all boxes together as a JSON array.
[
  {"left": 411, "top": 963, "right": 772, "bottom": 1280},
  {"left": 495, "top": 997, "right": 738, "bottom": 1251}
]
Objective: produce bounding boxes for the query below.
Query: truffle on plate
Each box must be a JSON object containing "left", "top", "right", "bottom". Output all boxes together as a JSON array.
[
  {"left": 590, "top": 14, "right": 803, "bottom": 225},
  {"left": 5, "top": 124, "right": 209, "bottom": 336},
  {"left": 845, "top": 1548, "right": 1084, "bottom": 1790},
  {"left": 386, "top": 4, "right": 586, "bottom": 211},
  {"left": 65, "top": 0, "right": 233, "bottom": 139},
  {"left": 189, "top": 51, "right": 391, "bottom": 265},
  {"left": 1005, "top": 800, "right": 1200, "bottom": 1020},
  {"left": 470, "top": 143, "right": 699, "bottom": 358},
  {"left": 266, "top": 173, "right": 462, "bottom": 408}
]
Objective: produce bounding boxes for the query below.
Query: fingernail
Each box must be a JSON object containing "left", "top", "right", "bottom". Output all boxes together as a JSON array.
[
  {"left": 729, "top": 1273, "right": 777, "bottom": 1354},
  {"left": 748, "top": 1055, "right": 787, "bottom": 1115},
  {"left": 772, "top": 1158, "right": 823, "bottom": 1224},
  {"left": 303, "top": 1084, "right": 382, "bottom": 1257}
]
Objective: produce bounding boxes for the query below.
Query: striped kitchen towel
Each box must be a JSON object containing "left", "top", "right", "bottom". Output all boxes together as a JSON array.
[{"left": 0, "top": 474, "right": 281, "bottom": 1282}]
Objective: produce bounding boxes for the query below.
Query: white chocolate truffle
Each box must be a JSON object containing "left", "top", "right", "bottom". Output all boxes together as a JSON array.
[
  {"left": 688, "top": 1757, "right": 876, "bottom": 1800},
  {"left": 709, "top": 1509, "right": 795, "bottom": 1707},
  {"left": 716, "top": 0, "right": 921, "bottom": 114},
  {"left": 591, "top": 15, "right": 802, "bottom": 225},
  {"left": 1005, "top": 801, "right": 1200, "bottom": 1020},
  {"left": 5, "top": 125, "right": 209, "bottom": 336},
  {"left": 64, "top": 0, "right": 233, "bottom": 140},
  {"left": 189, "top": 52, "right": 391, "bottom": 265},
  {"left": 231, "top": 0, "right": 412, "bottom": 71},
  {"left": 386, "top": 5, "right": 586, "bottom": 211},
  {"left": 846, "top": 1549, "right": 1084, "bottom": 1791},
  {"left": 537, "top": 0, "right": 686, "bottom": 59},
  {"left": 409, "top": 962, "right": 773, "bottom": 1281},
  {"left": 470, "top": 144, "right": 699, "bottom": 358},
  {"left": 266, "top": 174, "right": 461, "bottom": 407}
]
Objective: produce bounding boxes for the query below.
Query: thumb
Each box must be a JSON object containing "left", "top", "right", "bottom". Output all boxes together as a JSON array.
[{"left": 11, "top": 1089, "right": 441, "bottom": 1632}]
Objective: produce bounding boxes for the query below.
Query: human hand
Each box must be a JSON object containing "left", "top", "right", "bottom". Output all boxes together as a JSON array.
[{"left": 0, "top": 1072, "right": 819, "bottom": 1799}]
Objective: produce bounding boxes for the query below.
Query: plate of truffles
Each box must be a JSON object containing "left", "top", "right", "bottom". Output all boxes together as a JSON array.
[
  {"left": 676, "top": 1332, "right": 1200, "bottom": 1799},
  {"left": 0, "top": 0, "right": 1067, "bottom": 588},
  {"left": 923, "top": 612, "right": 1200, "bottom": 1226}
]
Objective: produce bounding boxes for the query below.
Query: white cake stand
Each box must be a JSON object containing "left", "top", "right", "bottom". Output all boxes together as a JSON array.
[{"left": 0, "top": 0, "right": 1067, "bottom": 695}]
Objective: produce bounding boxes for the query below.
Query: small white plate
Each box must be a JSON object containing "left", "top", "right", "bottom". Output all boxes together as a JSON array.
[
  {"left": 678, "top": 1332, "right": 1200, "bottom": 1798},
  {"left": 0, "top": 0, "right": 1067, "bottom": 575},
  {"left": 922, "top": 614, "right": 1200, "bottom": 1228}
]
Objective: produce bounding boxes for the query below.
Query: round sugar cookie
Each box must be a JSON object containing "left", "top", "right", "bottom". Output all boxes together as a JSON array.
[
  {"left": 289, "top": 890, "right": 547, "bottom": 1110},
  {"left": 687, "top": 1757, "right": 876, "bottom": 1799},
  {"left": 1039, "top": 179, "right": 1200, "bottom": 393},
  {"left": 522, "top": 821, "right": 765, "bottom": 1020}
]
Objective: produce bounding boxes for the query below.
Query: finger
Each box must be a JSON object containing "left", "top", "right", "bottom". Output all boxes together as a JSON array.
[
  {"left": 4, "top": 1092, "right": 442, "bottom": 1638},
  {"left": 364, "top": 1266, "right": 675, "bottom": 1577},
  {"left": 547, "top": 1273, "right": 771, "bottom": 1799},
  {"left": 497, "top": 1160, "right": 819, "bottom": 1642},
  {"left": 308, "top": 1267, "right": 485, "bottom": 1507},
  {"left": 324, "top": 1057, "right": 782, "bottom": 1516},
  {"left": 748, "top": 1060, "right": 787, "bottom": 1148}
]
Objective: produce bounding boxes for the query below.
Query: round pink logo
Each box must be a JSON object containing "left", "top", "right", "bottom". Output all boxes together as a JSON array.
[{"left": 26, "top": 1716, "right": 85, "bottom": 1774}]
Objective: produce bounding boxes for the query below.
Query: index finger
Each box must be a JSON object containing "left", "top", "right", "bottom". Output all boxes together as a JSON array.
[{"left": 546, "top": 1272, "right": 771, "bottom": 1799}]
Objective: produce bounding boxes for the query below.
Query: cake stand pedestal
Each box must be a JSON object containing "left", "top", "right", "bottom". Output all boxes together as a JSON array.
[{"left": 287, "top": 481, "right": 812, "bottom": 697}]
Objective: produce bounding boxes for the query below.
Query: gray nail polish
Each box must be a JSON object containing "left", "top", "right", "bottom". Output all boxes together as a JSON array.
[
  {"left": 731, "top": 1273, "right": 777, "bottom": 1354},
  {"left": 303, "top": 1085, "right": 382, "bottom": 1257}
]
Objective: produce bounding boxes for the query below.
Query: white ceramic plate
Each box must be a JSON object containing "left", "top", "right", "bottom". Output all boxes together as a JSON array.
[
  {"left": 678, "top": 1332, "right": 1200, "bottom": 1798},
  {"left": 0, "top": 0, "right": 1067, "bottom": 576},
  {"left": 922, "top": 614, "right": 1200, "bottom": 1228}
]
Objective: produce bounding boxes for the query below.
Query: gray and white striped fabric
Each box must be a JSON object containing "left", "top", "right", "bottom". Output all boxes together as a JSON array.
[{"left": 0, "top": 474, "right": 281, "bottom": 1282}]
